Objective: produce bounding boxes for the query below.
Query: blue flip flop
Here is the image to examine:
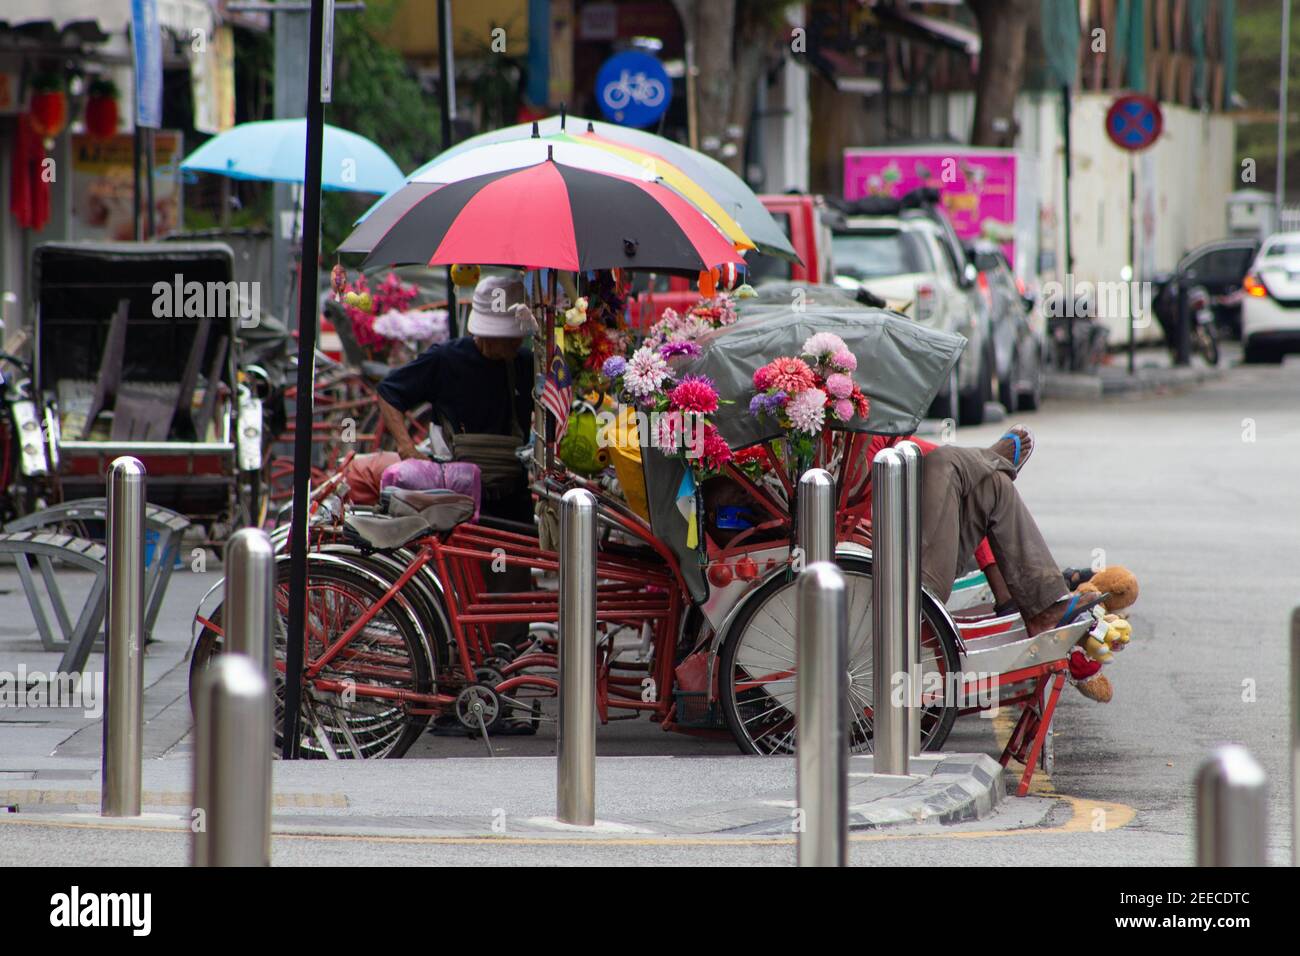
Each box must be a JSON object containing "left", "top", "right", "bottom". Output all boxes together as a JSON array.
[
  {"left": 1000, "top": 425, "right": 1034, "bottom": 473},
  {"left": 1053, "top": 591, "right": 1109, "bottom": 629}
]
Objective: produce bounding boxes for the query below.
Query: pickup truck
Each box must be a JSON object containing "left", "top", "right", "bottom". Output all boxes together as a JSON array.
[{"left": 629, "top": 193, "right": 837, "bottom": 326}]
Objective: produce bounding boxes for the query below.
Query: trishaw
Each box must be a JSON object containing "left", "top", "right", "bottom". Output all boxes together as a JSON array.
[
  {"left": 3, "top": 242, "right": 264, "bottom": 534},
  {"left": 188, "top": 288, "right": 1089, "bottom": 793}
]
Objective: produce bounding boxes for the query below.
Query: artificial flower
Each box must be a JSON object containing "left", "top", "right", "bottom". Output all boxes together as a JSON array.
[
  {"left": 668, "top": 375, "right": 720, "bottom": 414},
  {"left": 787, "top": 388, "right": 827, "bottom": 434},
  {"left": 623, "top": 346, "right": 670, "bottom": 401},
  {"left": 825, "top": 372, "right": 853, "bottom": 399}
]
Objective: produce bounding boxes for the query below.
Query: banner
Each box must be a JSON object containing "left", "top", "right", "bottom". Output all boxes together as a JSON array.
[
  {"left": 70, "top": 132, "right": 182, "bottom": 240},
  {"left": 131, "top": 0, "right": 163, "bottom": 128}
]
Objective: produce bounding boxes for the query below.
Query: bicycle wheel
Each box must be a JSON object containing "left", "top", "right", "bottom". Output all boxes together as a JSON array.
[
  {"left": 190, "top": 555, "right": 434, "bottom": 758},
  {"left": 718, "top": 555, "right": 961, "bottom": 756}
]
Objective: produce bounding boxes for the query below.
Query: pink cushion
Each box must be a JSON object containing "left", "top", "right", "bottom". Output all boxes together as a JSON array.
[{"left": 380, "top": 459, "right": 482, "bottom": 520}]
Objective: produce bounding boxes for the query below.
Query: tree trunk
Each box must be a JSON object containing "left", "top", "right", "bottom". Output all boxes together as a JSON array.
[
  {"left": 969, "top": 0, "right": 1035, "bottom": 146},
  {"left": 675, "top": 0, "right": 739, "bottom": 164}
]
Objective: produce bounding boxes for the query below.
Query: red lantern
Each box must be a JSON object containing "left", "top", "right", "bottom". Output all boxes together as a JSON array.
[
  {"left": 28, "top": 76, "right": 68, "bottom": 143},
  {"left": 84, "top": 79, "right": 119, "bottom": 141},
  {"left": 718, "top": 261, "right": 742, "bottom": 291},
  {"left": 707, "top": 563, "right": 734, "bottom": 588},
  {"left": 735, "top": 556, "right": 759, "bottom": 581}
]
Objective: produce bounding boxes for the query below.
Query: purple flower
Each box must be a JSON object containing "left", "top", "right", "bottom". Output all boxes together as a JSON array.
[
  {"left": 748, "top": 394, "right": 765, "bottom": 417},
  {"left": 660, "top": 340, "right": 702, "bottom": 359},
  {"left": 601, "top": 355, "right": 627, "bottom": 379}
]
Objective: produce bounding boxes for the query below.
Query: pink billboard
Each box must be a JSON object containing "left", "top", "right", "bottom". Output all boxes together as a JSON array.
[{"left": 843, "top": 149, "right": 1017, "bottom": 258}]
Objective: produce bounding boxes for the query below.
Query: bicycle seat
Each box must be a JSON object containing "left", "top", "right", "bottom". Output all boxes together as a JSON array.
[
  {"left": 386, "top": 488, "right": 476, "bottom": 530},
  {"left": 344, "top": 514, "right": 432, "bottom": 550}
]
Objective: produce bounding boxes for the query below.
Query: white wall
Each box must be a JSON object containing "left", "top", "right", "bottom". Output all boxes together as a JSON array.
[{"left": 930, "top": 90, "right": 1235, "bottom": 342}]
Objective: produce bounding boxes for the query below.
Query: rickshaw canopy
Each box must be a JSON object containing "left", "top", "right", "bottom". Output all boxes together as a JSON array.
[{"left": 676, "top": 306, "right": 966, "bottom": 447}]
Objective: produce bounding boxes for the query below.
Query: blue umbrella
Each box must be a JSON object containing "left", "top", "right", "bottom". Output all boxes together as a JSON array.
[{"left": 181, "top": 119, "right": 404, "bottom": 194}]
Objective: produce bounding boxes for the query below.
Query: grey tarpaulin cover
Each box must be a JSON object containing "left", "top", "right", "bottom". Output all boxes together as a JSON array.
[
  {"left": 677, "top": 305, "right": 966, "bottom": 447},
  {"left": 639, "top": 305, "right": 966, "bottom": 603}
]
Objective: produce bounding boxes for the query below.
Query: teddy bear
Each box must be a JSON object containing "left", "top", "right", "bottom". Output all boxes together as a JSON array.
[{"left": 1069, "top": 565, "right": 1139, "bottom": 700}]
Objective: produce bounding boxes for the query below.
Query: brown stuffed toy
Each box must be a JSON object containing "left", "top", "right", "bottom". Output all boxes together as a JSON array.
[
  {"left": 1077, "top": 565, "right": 1138, "bottom": 611},
  {"left": 1070, "top": 565, "right": 1139, "bottom": 701}
]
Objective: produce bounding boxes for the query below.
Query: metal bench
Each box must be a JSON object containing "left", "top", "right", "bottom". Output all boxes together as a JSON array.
[
  {"left": 0, "top": 531, "right": 108, "bottom": 673},
  {"left": 5, "top": 498, "right": 191, "bottom": 644}
]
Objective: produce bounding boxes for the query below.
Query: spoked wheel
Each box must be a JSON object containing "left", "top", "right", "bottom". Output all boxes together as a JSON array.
[
  {"left": 718, "top": 556, "right": 961, "bottom": 756},
  {"left": 190, "top": 558, "right": 435, "bottom": 758}
]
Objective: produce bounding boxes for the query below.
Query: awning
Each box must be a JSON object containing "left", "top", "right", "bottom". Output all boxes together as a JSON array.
[
  {"left": 0, "top": 0, "right": 216, "bottom": 43},
  {"left": 875, "top": 6, "right": 981, "bottom": 57}
]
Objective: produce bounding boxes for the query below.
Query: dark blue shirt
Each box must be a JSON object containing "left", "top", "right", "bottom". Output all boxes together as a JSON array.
[{"left": 377, "top": 336, "right": 533, "bottom": 436}]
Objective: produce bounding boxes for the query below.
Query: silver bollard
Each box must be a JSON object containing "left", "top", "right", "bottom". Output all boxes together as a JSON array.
[
  {"left": 102, "top": 457, "right": 146, "bottom": 817},
  {"left": 895, "top": 441, "right": 924, "bottom": 757},
  {"left": 224, "top": 529, "right": 277, "bottom": 679},
  {"left": 192, "top": 654, "right": 273, "bottom": 866},
  {"left": 557, "top": 488, "right": 597, "bottom": 826},
  {"left": 797, "top": 468, "right": 836, "bottom": 566},
  {"left": 871, "top": 448, "right": 909, "bottom": 775},
  {"left": 1195, "top": 745, "right": 1268, "bottom": 867},
  {"left": 796, "top": 562, "right": 848, "bottom": 867},
  {"left": 1292, "top": 607, "right": 1300, "bottom": 867}
]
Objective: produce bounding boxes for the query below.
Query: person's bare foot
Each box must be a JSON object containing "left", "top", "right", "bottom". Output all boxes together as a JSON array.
[{"left": 990, "top": 424, "right": 1033, "bottom": 474}]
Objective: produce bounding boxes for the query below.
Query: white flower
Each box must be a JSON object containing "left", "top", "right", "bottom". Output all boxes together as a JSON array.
[
  {"left": 787, "top": 388, "right": 827, "bottom": 434},
  {"left": 623, "top": 346, "right": 670, "bottom": 400}
]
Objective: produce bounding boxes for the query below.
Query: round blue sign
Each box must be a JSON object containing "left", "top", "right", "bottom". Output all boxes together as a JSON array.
[
  {"left": 1105, "top": 93, "right": 1163, "bottom": 151},
  {"left": 596, "top": 51, "right": 671, "bottom": 128}
]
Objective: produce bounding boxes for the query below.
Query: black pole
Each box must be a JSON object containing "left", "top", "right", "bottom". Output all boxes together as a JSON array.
[
  {"left": 283, "top": 0, "right": 328, "bottom": 759},
  {"left": 438, "top": 0, "right": 457, "bottom": 323},
  {"left": 145, "top": 129, "right": 156, "bottom": 239},
  {"left": 1127, "top": 155, "right": 1135, "bottom": 376},
  {"left": 133, "top": 126, "right": 143, "bottom": 241},
  {"left": 1061, "top": 85, "right": 1076, "bottom": 370}
]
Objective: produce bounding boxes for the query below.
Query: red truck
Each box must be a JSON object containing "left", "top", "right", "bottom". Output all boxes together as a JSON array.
[{"left": 629, "top": 193, "right": 837, "bottom": 326}]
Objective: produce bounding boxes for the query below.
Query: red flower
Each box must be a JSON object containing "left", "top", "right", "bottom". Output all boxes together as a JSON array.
[
  {"left": 669, "top": 375, "right": 720, "bottom": 414},
  {"left": 850, "top": 385, "right": 870, "bottom": 419},
  {"left": 701, "top": 424, "right": 733, "bottom": 471},
  {"left": 763, "top": 356, "right": 818, "bottom": 394}
]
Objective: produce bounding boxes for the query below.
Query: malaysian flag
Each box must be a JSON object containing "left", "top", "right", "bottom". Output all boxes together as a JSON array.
[{"left": 540, "top": 349, "right": 573, "bottom": 442}]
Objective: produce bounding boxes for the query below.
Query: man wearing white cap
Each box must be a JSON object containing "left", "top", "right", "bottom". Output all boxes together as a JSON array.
[{"left": 377, "top": 274, "right": 536, "bottom": 522}]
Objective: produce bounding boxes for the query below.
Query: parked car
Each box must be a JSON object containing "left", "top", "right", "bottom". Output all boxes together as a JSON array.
[
  {"left": 832, "top": 206, "right": 993, "bottom": 424},
  {"left": 1240, "top": 232, "right": 1300, "bottom": 363},
  {"left": 630, "top": 193, "right": 838, "bottom": 325},
  {"left": 968, "top": 239, "right": 1045, "bottom": 412}
]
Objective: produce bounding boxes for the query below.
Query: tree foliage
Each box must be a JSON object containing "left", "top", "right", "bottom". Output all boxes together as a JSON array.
[{"left": 321, "top": 0, "right": 442, "bottom": 253}]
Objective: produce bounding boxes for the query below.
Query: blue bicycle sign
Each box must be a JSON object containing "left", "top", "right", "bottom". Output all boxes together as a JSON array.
[{"left": 596, "top": 51, "right": 671, "bottom": 128}]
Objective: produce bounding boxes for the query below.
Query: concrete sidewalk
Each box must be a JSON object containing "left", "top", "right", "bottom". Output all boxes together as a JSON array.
[
  {"left": 0, "top": 751, "right": 1008, "bottom": 841},
  {"left": 1045, "top": 348, "right": 1227, "bottom": 400}
]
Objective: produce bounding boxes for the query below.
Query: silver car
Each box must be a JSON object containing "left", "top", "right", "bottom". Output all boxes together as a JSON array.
[{"left": 832, "top": 216, "right": 994, "bottom": 424}]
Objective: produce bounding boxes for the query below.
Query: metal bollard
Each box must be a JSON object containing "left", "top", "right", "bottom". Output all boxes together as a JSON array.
[
  {"left": 102, "top": 457, "right": 146, "bottom": 817},
  {"left": 797, "top": 468, "right": 836, "bottom": 566},
  {"left": 895, "top": 441, "right": 924, "bottom": 757},
  {"left": 192, "top": 654, "right": 273, "bottom": 866},
  {"left": 1292, "top": 607, "right": 1300, "bottom": 867},
  {"left": 557, "top": 488, "right": 597, "bottom": 826},
  {"left": 871, "top": 449, "right": 909, "bottom": 775},
  {"left": 796, "top": 562, "right": 848, "bottom": 867},
  {"left": 1195, "top": 745, "right": 1268, "bottom": 867},
  {"left": 224, "top": 529, "right": 277, "bottom": 679}
]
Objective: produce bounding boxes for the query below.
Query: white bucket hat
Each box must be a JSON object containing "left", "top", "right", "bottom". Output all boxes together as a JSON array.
[{"left": 466, "top": 275, "right": 538, "bottom": 337}]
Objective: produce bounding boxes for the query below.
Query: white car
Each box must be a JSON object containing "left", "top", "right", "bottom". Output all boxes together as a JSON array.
[
  {"left": 832, "top": 216, "right": 993, "bottom": 424},
  {"left": 1241, "top": 231, "right": 1300, "bottom": 363}
]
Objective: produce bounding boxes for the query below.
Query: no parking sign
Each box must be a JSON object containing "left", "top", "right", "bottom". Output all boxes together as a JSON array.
[
  {"left": 1105, "top": 93, "right": 1163, "bottom": 151},
  {"left": 595, "top": 50, "right": 671, "bottom": 128}
]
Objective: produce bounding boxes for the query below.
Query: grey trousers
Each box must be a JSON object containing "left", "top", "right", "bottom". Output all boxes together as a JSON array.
[{"left": 919, "top": 445, "right": 1065, "bottom": 616}]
